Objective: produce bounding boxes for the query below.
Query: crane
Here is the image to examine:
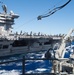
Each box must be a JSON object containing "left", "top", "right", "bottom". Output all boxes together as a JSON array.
[
  {"left": 56, "top": 28, "right": 74, "bottom": 58},
  {"left": 37, "top": 0, "right": 71, "bottom": 20},
  {"left": 54, "top": 28, "right": 74, "bottom": 74},
  {"left": 45, "top": 29, "right": 74, "bottom": 74}
]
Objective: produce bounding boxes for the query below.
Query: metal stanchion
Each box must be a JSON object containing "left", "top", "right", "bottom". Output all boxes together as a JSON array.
[{"left": 22, "top": 56, "right": 25, "bottom": 75}]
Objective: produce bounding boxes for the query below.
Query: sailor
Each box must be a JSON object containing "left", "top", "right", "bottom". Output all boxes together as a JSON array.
[{"left": 45, "top": 48, "right": 52, "bottom": 59}]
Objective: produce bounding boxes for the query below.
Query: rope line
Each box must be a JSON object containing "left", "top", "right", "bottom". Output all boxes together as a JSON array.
[{"left": 14, "top": 0, "right": 66, "bottom": 30}]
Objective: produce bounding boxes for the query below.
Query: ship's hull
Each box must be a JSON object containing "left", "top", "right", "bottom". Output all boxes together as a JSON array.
[{"left": 0, "top": 38, "right": 53, "bottom": 57}]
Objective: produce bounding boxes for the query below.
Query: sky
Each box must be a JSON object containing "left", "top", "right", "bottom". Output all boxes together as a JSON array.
[{"left": 0, "top": 0, "right": 74, "bottom": 35}]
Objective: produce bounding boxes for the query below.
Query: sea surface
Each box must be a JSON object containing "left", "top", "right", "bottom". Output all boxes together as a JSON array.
[{"left": 0, "top": 41, "right": 74, "bottom": 75}]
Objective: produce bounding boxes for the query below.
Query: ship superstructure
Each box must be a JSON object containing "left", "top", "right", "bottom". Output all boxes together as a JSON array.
[{"left": 0, "top": 4, "right": 19, "bottom": 36}]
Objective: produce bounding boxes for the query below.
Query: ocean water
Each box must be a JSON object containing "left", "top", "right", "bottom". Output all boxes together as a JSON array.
[
  {"left": 0, "top": 41, "right": 74, "bottom": 75},
  {"left": 0, "top": 51, "right": 52, "bottom": 75}
]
